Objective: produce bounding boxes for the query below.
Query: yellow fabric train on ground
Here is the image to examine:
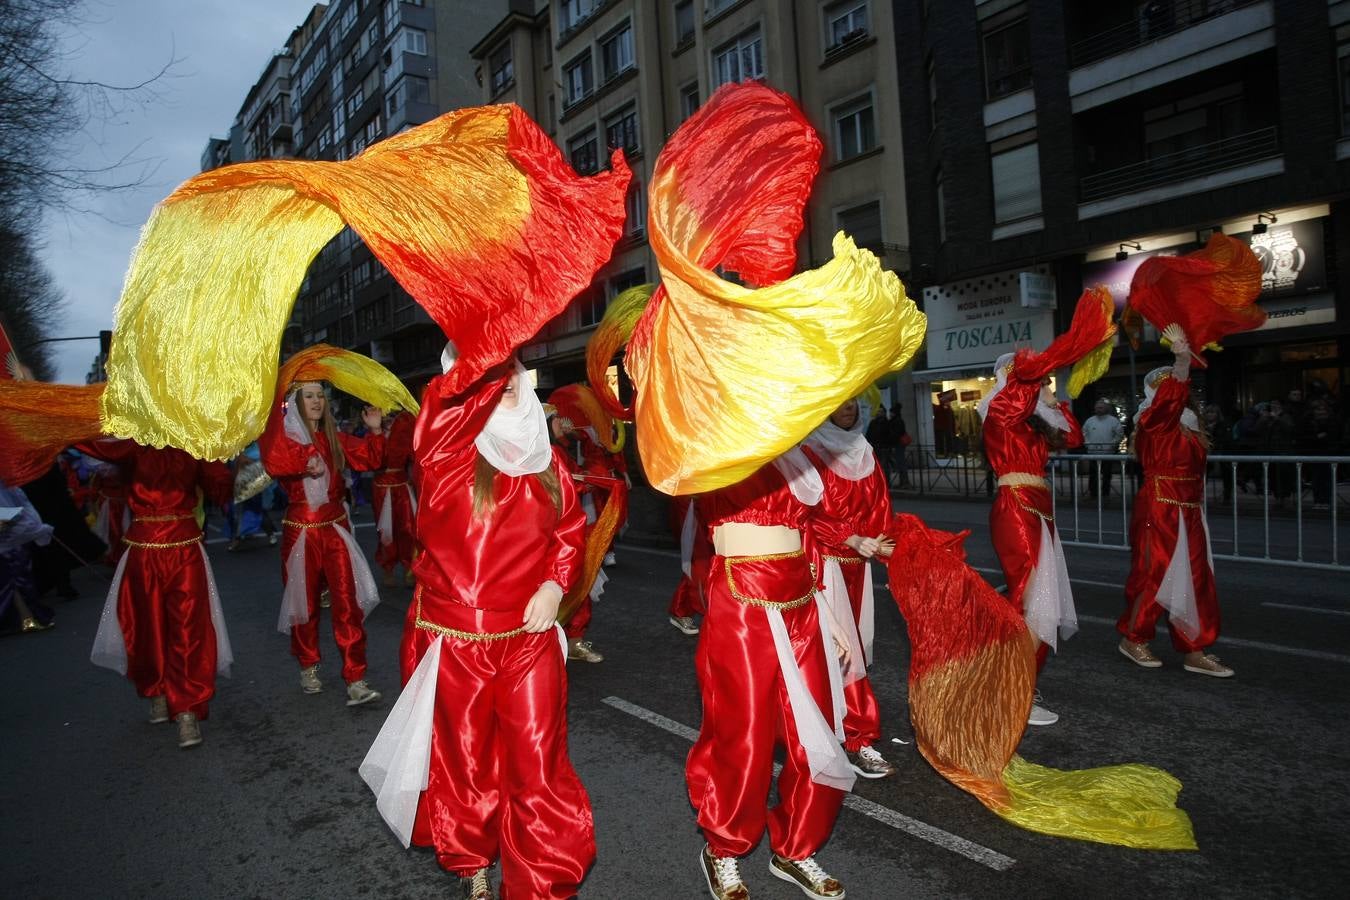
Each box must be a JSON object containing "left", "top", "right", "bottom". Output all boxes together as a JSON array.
[{"left": 101, "top": 104, "right": 629, "bottom": 460}]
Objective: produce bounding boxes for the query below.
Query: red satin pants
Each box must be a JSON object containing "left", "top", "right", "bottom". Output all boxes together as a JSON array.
[
  {"left": 118, "top": 543, "right": 216, "bottom": 718},
  {"left": 373, "top": 480, "right": 416, "bottom": 572},
  {"left": 1118, "top": 499, "right": 1219, "bottom": 653},
  {"left": 402, "top": 601, "right": 594, "bottom": 899},
  {"left": 562, "top": 594, "right": 591, "bottom": 639},
  {"left": 835, "top": 559, "right": 881, "bottom": 752},
  {"left": 686, "top": 554, "right": 845, "bottom": 860},
  {"left": 990, "top": 487, "right": 1053, "bottom": 672},
  {"left": 281, "top": 522, "right": 367, "bottom": 682}
]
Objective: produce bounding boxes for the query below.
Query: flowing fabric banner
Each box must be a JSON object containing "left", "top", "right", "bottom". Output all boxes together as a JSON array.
[
  {"left": 101, "top": 104, "right": 629, "bottom": 460},
  {"left": 624, "top": 81, "right": 926, "bottom": 495},
  {"left": 884, "top": 513, "right": 1197, "bottom": 850}
]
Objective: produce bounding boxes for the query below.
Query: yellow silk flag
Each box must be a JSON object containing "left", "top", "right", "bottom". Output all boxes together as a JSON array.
[
  {"left": 625, "top": 82, "right": 926, "bottom": 494},
  {"left": 102, "top": 104, "right": 629, "bottom": 460},
  {"left": 277, "top": 345, "right": 419, "bottom": 415}
]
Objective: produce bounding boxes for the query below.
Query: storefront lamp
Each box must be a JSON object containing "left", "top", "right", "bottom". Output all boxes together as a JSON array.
[
  {"left": 1253, "top": 212, "right": 1277, "bottom": 235},
  {"left": 1114, "top": 241, "right": 1141, "bottom": 262}
]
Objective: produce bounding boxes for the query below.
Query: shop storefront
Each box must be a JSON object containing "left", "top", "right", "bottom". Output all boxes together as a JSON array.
[{"left": 912, "top": 265, "right": 1059, "bottom": 455}]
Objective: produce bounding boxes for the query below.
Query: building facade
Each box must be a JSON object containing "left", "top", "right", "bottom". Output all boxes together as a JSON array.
[
  {"left": 470, "top": 0, "right": 911, "bottom": 394},
  {"left": 202, "top": 0, "right": 499, "bottom": 390},
  {"left": 896, "top": 0, "right": 1350, "bottom": 450}
]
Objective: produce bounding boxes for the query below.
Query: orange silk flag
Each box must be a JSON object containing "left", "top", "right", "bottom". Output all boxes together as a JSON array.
[
  {"left": 0, "top": 381, "right": 105, "bottom": 485},
  {"left": 1125, "top": 233, "right": 1264, "bottom": 367},
  {"left": 626, "top": 82, "right": 925, "bottom": 494},
  {"left": 101, "top": 104, "right": 629, "bottom": 461}
]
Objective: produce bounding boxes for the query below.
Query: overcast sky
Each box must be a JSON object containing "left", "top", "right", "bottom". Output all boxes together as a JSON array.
[{"left": 40, "top": 0, "right": 322, "bottom": 383}]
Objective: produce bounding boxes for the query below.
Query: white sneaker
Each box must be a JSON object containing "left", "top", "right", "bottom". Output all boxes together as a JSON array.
[
  {"left": 299, "top": 665, "right": 322, "bottom": 694},
  {"left": 699, "top": 845, "right": 749, "bottom": 900},
  {"left": 669, "top": 615, "right": 699, "bottom": 635},
  {"left": 603, "top": 551, "right": 617, "bottom": 567},
  {"left": 849, "top": 744, "right": 897, "bottom": 779},
  {"left": 148, "top": 695, "right": 169, "bottom": 724},
  {"left": 769, "top": 853, "right": 845, "bottom": 898},
  {"left": 346, "top": 679, "right": 382, "bottom": 706},
  {"left": 1027, "top": 690, "right": 1059, "bottom": 726},
  {"left": 175, "top": 712, "right": 203, "bottom": 749}
]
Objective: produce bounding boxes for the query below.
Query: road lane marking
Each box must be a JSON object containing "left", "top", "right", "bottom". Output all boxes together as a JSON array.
[
  {"left": 600, "top": 696, "right": 1017, "bottom": 872},
  {"left": 1261, "top": 602, "right": 1350, "bottom": 618},
  {"left": 1074, "top": 615, "right": 1350, "bottom": 664}
]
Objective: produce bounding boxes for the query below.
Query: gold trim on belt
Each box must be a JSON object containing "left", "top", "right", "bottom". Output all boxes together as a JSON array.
[
  {"left": 823, "top": 554, "right": 865, "bottom": 564},
  {"left": 1149, "top": 474, "right": 1202, "bottom": 508},
  {"left": 723, "top": 551, "right": 815, "bottom": 610},
  {"left": 282, "top": 514, "right": 348, "bottom": 529},
  {"left": 1009, "top": 485, "right": 1054, "bottom": 522},
  {"left": 412, "top": 591, "right": 527, "bottom": 641},
  {"left": 377, "top": 480, "right": 409, "bottom": 489},
  {"left": 124, "top": 534, "right": 203, "bottom": 549},
  {"left": 132, "top": 513, "right": 195, "bottom": 523}
]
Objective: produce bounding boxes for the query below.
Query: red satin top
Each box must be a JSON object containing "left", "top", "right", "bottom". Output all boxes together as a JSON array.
[
  {"left": 1136, "top": 377, "right": 1205, "bottom": 496},
  {"left": 982, "top": 378, "right": 1083, "bottom": 477},
  {"left": 573, "top": 427, "right": 627, "bottom": 479},
  {"left": 701, "top": 461, "right": 811, "bottom": 531},
  {"left": 411, "top": 368, "right": 586, "bottom": 613},
  {"left": 375, "top": 412, "right": 415, "bottom": 487},
  {"left": 800, "top": 445, "right": 889, "bottom": 555},
  {"left": 79, "top": 440, "right": 231, "bottom": 543},
  {"left": 258, "top": 401, "right": 386, "bottom": 523}
]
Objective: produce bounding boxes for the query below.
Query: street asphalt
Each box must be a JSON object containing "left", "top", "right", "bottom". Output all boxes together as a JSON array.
[{"left": 2, "top": 493, "right": 1347, "bottom": 899}]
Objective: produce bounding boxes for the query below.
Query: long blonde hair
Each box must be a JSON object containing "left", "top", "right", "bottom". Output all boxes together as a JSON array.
[
  {"left": 471, "top": 452, "right": 562, "bottom": 520},
  {"left": 294, "top": 382, "right": 346, "bottom": 473}
]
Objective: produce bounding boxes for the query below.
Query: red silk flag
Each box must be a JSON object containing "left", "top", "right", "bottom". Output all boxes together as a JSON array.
[
  {"left": 0, "top": 319, "right": 19, "bottom": 380},
  {"left": 101, "top": 104, "right": 630, "bottom": 460},
  {"left": 1125, "top": 233, "right": 1264, "bottom": 367}
]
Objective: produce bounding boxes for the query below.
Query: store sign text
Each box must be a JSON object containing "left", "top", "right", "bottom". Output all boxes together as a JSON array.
[{"left": 943, "top": 319, "right": 1034, "bottom": 351}]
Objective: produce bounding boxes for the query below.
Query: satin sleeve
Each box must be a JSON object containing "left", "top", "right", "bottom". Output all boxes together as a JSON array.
[
  {"left": 384, "top": 413, "right": 415, "bottom": 468},
  {"left": 546, "top": 447, "right": 587, "bottom": 593},
  {"left": 1139, "top": 377, "right": 1189, "bottom": 435},
  {"left": 414, "top": 366, "right": 510, "bottom": 473},
  {"left": 339, "top": 430, "right": 386, "bottom": 472},
  {"left": 258, "top": 399, "right": 318, "bottom": 477},
  {"left": 801, "top": 448, "right": 855, "bottom": 549},
  {"left": 861, "top": 464, "right": 891, "bottom": 537},
  {"left": 1060, "top": 403, "right": 1084, "bottom": 449},
  {"left": 74, "top": 437, "right": 138, "bottom": 463},
  {"left": 199, "top": 459, "right": 234, "bottom": 508},
  {"left": 985, "top": 378, "right": 1039, "bottom": 430}
]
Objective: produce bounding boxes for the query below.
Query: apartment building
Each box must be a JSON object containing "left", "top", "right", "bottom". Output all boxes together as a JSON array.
[
  {"left": 470, "top": 0, "right": 911, "bottom": 394},
  {"left": 202, "top": 0, "right": 499, "bottom": 389},
  {"left": 896, "top": 0, "right": 1350, "bottom": 446}
]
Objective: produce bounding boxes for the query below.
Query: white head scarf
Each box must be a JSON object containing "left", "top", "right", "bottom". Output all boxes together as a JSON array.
[
  {"left": 440, "top": 344, "right": 552, "bottom": 477},
  {"left": 975, "top": 351, "right": 1069, "bottom": 432},
  {"left": 284, "top": 382, "right": 331, "bottom": 510},
  {"left": 1135, "top": 366, "right": 1199, "bottom": 431},
  {"left": 803, "top": 396, "right": 876, "bottom": 481},
  {"left": 772, "top": 447, "right": 825, "bottom": 506}
]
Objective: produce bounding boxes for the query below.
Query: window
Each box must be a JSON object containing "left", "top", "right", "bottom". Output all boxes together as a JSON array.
[
  {"left": 675, "top": 1, "right": 695, "bottom": 45},
  {"left": 708, "top": 0, "right": 736, "bottom": 15},
  {"left": 624, "top": 178, "right": 646, "bottom": 237},
  {"left": 489, "top": 41, "right": 514, "bottom": 95},
  {"left": 1340, "top": 43, "right": 1350, "bottom": 134},
  {"left": 346, "top": 86, "right": 365, "bottom": 118},
  {"left": 386, "top": 75, "right": 429, "bottom": 117},
  {"left": 712, "top": 27, "right": 764, "bottom": 88},
  {"left": 832, "top": 94, "right": 876, "bottom": 160},
  {"left": 927, "top": 55, "right": 937, "bottom": 131},
  {"left": 601, "top": 23, "right": 634, "bottom": 82},
  {"left": 338, "top": 2, "right": 358, "bottom": 38},
  {"left": 679, "top": 83, "right": 700, "bottom": 121},
  {"left": 835, "top": 200, "right": 882, "bottom": 253},
  {"left": 825, "top": 0, "right": 868, "bottom": 50},
  {"left": 364, "top": 112, "right": 383, "bottom": 144},
  {"left": 576, "top": 284, "right": 606, "bottom": 327},
  {"left": 983, "top": 17, "right": 1031, "bottom": 100},
  {"left": 317, "top": 127, "right": 332, "bottom": 151},
  {"left": 383, "top": 0, "right": 399, "bottom": 31},
  {"left": 605, "top": 105, "right": 640, "bottom": 157},
  {"left": 559, "top": 0, "right": 597, "bottom": 33},
  {"left": 568, "top": 128, "right": 599, "bottom": 175},
  {"left": 397, "top": 27, "right": 428, "bottom": 55},
  {"left": 610, "top": 267, "right": 647, "bottom": 297},
  {"left": 990, "top": 141, "right": 1041, "bottom": 223},
  {"left": 563, "top": 52, "right": 594, "bottom": 106}
]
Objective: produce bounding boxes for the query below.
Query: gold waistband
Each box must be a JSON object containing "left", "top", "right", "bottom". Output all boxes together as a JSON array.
[
  {"left": 282, "top": 514, "right": 348, "bottom": 529},
  {"left": 1150, "top": 474, "right": 1202, "bottom": 508},
  {"left": 998, "top": 473, "right": 1048, "bottom": 490},
  {"left": 1149, "top": 474, "right": 1200, "bottom": 481},
  {"left": 823, "top": 554, "right": 865, "bottom": 564},
  {"left": 712, "top": 522, "right": 802, "bottom": 557},
  {"left": 412, "top": 592, "right": 526, "bottom": 641},
  {"left": 132, "top": 513, "right": 195, "bottom": 523},
  {"left": 1007, "top": 485, "right": 1054, "bottom": 522},
  {"left": 723, "top": 552, "right": 815, "bottom": 610},
  {"left": 377, "top": 480, "right": 409, "bottom": 489},
  {"left": 124, "top": 534, "right": 203, "bottom": 549}
]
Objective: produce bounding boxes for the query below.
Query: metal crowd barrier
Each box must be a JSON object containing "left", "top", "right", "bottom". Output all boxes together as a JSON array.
[{"left": 1049, "top": 452, "right": 1350, "bottom": 572}]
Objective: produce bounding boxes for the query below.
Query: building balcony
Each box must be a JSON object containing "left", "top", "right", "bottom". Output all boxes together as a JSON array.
[
  {"left": 1078, "top": 125, "right": 1280, "bottom": 217},
  {"left": 1068, "top": 0, "right": 1272, "bottom": 113},
  {"left": 269, "top": 113, "right": 293, "bottom": 142}
]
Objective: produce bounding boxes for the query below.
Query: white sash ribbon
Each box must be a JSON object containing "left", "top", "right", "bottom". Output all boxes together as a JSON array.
[
  {"left": 819, "top": 559, "right": 866, "bottom": 685},
  {"left": 1022, "top": 519, "right": 1078, "bottom": 652},
  {"left": 1155, "top": 513, "right": 1205, "bottom": 641},
  {"left": 277, "top": 523, "right": 381, "bottom": 633}
]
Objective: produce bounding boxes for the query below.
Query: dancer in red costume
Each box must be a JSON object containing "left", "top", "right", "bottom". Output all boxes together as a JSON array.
[
  {"left": 259, "top": 380, "right": 386, "bottom": 706},
  {"left": 688, "top": 449, "right": 855, "bottom": 900},
  {"left": 84, "top": 440, "right": 233, "bottom": 749},
  {"left": 802, "top": 396, "right": 898, "bottom": 779},
  {"left": 666, "top": 494, "right": 709, "bottom": 636},
  {"left": 1117, "top": 332, "right": 1233, "bottom": 677},
  {"left": 361, "top": 349, "right": 589, "bottom": 900},
  {"left": 373, "top": 410, "right": 418, "bottom": 586},
  {"left": 547, "top": 410, "right": 607, "bottom": 663},
  {"left": 979, "top": 352, "right": 1083, "bottom": 727}
]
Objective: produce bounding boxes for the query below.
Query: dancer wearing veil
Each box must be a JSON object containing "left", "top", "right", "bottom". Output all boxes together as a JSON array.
[{"left": 259, "top": 380, "right": 386, "bottom": 705}]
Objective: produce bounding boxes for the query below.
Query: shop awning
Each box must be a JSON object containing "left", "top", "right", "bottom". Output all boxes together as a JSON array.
[{"left": 911, "top": 363, "right": 996, "bottom": 383}]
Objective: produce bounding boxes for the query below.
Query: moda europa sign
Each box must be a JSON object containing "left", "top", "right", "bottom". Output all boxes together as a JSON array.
[{"left": 923, "top": 267, "right": 1057, "bottom": 368}]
